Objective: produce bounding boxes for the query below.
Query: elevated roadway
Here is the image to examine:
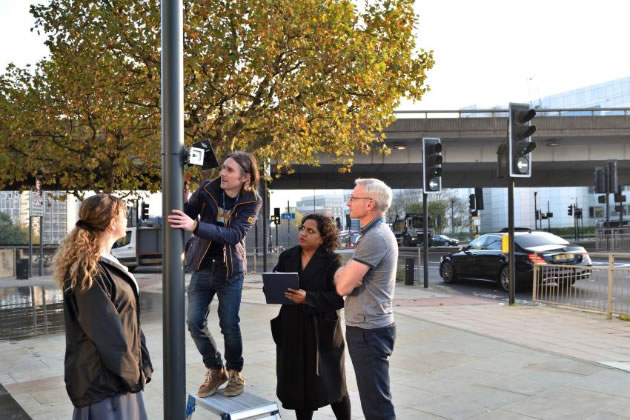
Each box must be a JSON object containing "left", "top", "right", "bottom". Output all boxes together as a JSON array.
[{"left": 270, "top": 108, "right": 630, "bottom": 189}]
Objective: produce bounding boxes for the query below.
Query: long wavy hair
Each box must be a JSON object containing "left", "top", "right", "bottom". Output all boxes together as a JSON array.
[
  {"left": 301, "top": 214, "right": 339, "bottom": 253},
  {"left": 225, "top": 151, "right": 260, "bottom": 192},
  {"left": 53, "top": 194, "right": 125, "bottom": 291}
]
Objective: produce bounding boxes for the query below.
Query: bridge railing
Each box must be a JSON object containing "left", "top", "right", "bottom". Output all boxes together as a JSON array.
[
  {"left": 532, "top": 252, "right": 630, "bottom": 319},
  {"left": 394, "top": 107, "right": 630, "bottom": 119}
]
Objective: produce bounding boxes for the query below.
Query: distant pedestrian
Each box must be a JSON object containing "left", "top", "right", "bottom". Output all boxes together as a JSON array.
[
  {"left": 271, "top": 214, "right": 351, "bottom": 420},
  {"left": 53, "top": 194, "right": 153, "bottom": 420},
  {"left": 168, "top": 151, "right": 262, "bottom": 397},
  {"left": 334, "top": 178, "right": 398, "bottom": 420}
]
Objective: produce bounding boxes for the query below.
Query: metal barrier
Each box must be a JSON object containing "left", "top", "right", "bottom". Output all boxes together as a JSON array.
[
  {"left": 532, "top": 252, "right": 630, "bottom": 319},
  {"left": 595, "top": 229, "right": 630, "bottom": 252},
  {"left": 245, "top": 249, "right": 280, "bottom": 274}
]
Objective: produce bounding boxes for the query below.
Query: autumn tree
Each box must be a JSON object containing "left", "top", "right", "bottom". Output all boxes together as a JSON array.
[
  {"left": 389, "top": 189, "right": 459, "bottom": 233},
  {"left": 0, "top": 212, "right": 28, "bottom": 245},
  {"left": 0, "top": 0, "right": 433, "bottom": 195}
]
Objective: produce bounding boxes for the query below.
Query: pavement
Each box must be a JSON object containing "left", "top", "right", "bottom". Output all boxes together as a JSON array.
[{"left": 1, "top": 271, "right": 630, "bottom": 419}]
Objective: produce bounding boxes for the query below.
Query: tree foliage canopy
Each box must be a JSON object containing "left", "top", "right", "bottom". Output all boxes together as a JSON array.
[
  {"left": 0, "top": 212, "right": 28, "bottom": 245},
  {"left": 0, "top": 0, "right": 433, "bottom": 195}
]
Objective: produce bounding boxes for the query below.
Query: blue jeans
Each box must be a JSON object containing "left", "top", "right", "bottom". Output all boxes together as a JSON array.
[
  {"left": 346, "top": 324, "right": 396, "bottom": 420},
  {"left": 187, "top": 263, "right": 244, "bottom": 371}
]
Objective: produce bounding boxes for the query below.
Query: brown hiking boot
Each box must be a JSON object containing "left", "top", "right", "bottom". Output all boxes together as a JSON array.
[
  {"left": 197, "top": 367, "right": 228, "bottom": 398},
  {"left": 223, "top": 369, "right": 245, "bottom": 397}
]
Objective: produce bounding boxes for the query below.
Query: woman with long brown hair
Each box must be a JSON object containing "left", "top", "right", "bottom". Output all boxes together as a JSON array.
[{"left": 53, "top": 194, "right": 153, "bottom": 420}]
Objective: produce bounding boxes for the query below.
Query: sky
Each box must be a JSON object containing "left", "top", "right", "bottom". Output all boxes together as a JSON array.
[{"left": 2, "top": 0, "right": 629, "bottom": 210}]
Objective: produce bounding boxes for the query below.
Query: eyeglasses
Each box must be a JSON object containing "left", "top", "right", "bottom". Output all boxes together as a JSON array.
[{"left": 348, "top": 196, "right": 373, "bottom": 202}]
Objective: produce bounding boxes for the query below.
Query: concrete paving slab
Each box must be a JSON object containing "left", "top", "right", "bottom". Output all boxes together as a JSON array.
[
  {"left": 3, "top": 277, "right": 630, "bottom": 419},
  {"left": 501, "top": 387, "right": 630, "bottom": 419}
]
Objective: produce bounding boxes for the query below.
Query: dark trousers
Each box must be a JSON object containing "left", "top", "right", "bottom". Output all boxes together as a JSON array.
[
  {"left": 346, "top": 324, "right": 396, "bottom": 420},
  {"left": 187, "top": 263, "right": 244, "bottom": 371}
]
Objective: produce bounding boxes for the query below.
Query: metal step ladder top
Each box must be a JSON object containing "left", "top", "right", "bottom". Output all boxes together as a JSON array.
[{"left": 186, "top": 391, "right": 281, "bottom": 420}]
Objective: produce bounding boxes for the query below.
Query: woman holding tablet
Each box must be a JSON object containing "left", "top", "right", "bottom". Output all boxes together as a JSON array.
[{"left": 271, "top": 214, "right": 350, "bottom": 420}]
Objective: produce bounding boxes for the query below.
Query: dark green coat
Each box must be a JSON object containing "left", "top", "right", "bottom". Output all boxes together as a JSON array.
[
  {"left": 62, "top": 259, "right": 152, "bottom": 407},
  {"left": 271, "top": 246, "right": 348, "bottom": 410}
]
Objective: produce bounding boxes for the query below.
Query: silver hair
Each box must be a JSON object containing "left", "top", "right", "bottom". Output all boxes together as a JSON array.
[{"left": 354, "top": 178, "right": 392, "bottom": 213}]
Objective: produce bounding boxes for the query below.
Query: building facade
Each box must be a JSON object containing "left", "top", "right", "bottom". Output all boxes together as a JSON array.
[{"left": 0, "top": 191, "right": 79, "bottom": 244}]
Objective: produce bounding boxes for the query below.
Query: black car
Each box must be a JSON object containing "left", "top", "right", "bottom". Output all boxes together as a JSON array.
[
  {"left": 439, "top": 231, "right": 592, "bottom": 292},
  {"left": 432, "top": 234, "right": 459, "bottom": 246}
]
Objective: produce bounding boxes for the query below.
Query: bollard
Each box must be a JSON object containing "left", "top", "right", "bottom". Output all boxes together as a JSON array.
[{"left": 405, "top": 258, "right": 414, "bottom": 285}]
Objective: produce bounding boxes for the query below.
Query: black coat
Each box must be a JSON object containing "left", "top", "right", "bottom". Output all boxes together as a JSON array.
[
  {"left": 271, "top": 246, "right": 348, "bottom": 410},
  {"left": 62, "top": 258, "right": 153, "bottom": 407}
]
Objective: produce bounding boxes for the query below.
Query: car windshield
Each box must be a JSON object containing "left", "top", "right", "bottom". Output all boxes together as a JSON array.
[
  {"left": 515, "top": 232, "right": 568, "bottom": 248},
  {"left": 113, "top": 230, "right": 132, "bottom": 248}
]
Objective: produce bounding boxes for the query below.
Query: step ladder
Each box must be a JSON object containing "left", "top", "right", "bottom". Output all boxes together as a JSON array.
[{"left": 185, "top": 391, "right": 281, "bottom": 420}]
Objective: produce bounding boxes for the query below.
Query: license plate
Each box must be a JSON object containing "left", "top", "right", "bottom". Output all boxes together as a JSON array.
[{"left": 553, "top": 253, "right": 574, "bottom": 261}]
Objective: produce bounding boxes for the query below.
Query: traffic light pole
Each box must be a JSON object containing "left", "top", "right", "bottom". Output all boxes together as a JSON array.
[
  {"left": 161, "top": 0, "right": 186, "bottom": 417},
  {"left": 262, "top": 179, "right": 268, "bottom": 271},
  {"left": 287, "top": 200, "right": 291, "bottom": 248},
  {"left": 423, "top": 192, "right": 429, "bottom": 288},
  {"left": 508, "top": 178, "right": 515, "bottom": 305},
  {"left": 534, "top": 191, "right": 538, "bottom": 230}
]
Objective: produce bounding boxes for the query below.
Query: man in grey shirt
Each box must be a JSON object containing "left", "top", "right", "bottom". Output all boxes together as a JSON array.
[{"left": 335, "top": 178, "right": 397, "bottom": 420}]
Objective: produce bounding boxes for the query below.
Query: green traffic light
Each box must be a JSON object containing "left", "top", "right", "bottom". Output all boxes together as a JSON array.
[{"left": 517, "top": 141, "right": 536, "bottom": 155}]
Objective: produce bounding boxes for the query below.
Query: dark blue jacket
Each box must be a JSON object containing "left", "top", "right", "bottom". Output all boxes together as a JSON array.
[{"left": 184, "top": 178, "right": 262, "bottom": 279}]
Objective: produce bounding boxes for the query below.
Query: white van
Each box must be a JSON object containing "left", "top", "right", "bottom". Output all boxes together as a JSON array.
[{"left": 111, "top": 225, "right": 162, "bottom": 272}]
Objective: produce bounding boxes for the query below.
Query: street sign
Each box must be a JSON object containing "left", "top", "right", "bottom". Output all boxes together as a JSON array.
[
  {"left": 472, "top": 216, "right": 481, "bottom": 226},
  {"left": 281, "top": 213, "right": 295, "bottom": 220},
  {"left": 30, "top": 191, "right": 44, "bottom": 217}
]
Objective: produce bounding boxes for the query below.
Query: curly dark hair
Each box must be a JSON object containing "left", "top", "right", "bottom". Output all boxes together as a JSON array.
[{"left": 300, "top": 214, "right": 339, "bottom": 253}]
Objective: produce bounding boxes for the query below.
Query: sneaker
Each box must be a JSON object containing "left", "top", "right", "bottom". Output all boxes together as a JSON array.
[
  {"left": 197, "top": 367, "right": 228, "bottom": 398},
  {"left": 223, "top": 369, "right": 245, "bottom": 397}
]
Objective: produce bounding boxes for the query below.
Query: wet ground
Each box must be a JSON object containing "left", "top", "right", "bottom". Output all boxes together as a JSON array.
[{"left": 0, "top": 286, "right": 163, "bottom": 342}]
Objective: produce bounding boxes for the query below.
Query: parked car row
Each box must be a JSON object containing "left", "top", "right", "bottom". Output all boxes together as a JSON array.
[{"left": 439, "top": 230, "right": 592, "bottom": 292}]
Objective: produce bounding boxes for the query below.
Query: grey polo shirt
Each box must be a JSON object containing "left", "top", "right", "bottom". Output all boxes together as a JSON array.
[{"left": 344, "top": 222, "right": 398, "bottom": 329}]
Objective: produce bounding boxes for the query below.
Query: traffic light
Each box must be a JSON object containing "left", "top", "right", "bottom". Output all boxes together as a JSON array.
[
  {"left": 422, "top": 137, "right": 442, "bottom": 193},
  {"left": 468, "top": 194, "right": 476, "bottom": 212},
  {"left": 593, "top": 167, "right": 607, "bottom": 193},
  {"left": 608, "top": 160, "right": 618, "bottom": 194},
  {"left": 567, "top": 205, "right": 573, "bottom": 216},
  {"left": 508, "top": 103, "right": 536, "bottom": 177},
  {"left": 474, "top": 187, "right": 484, "bottom": 210},
  {"left": 141, "top": 202, "right": 149, "bottom": 220}
]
